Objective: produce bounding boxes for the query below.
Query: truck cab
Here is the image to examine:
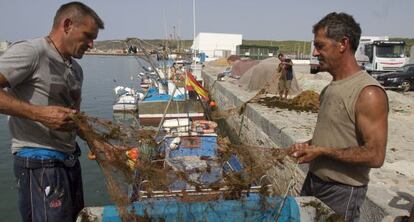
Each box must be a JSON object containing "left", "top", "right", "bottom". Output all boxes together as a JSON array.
[
  {"left": 356, "top": 36, "right": 407, "bottom": 75},
  {"left": 309, "top": 40, "right": 320, "bottom": 74}
]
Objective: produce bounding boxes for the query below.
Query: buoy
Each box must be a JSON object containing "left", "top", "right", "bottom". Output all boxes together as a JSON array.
[
  {"left": 126, "top": 148, "right": 139, "bottom": 160},
  {"left": 87, "top": 151, "right": 96, "bottom": 160},
  {"left": 209, "top": 100, "right": 217, "bottom": 108},
  {"left": 170, "top": 137, "right": 181, "bottom": 150},
  {"left": 125, "top": 148, "right": 139, "bottom": 170}
]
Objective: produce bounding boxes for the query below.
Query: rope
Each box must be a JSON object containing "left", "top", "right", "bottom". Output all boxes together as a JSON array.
[
  {"left": 155, "top": 86, "right": 177, "bottom": 137},
  {"left": 274, "top": 161, "right": 299, "bottom": 221}
]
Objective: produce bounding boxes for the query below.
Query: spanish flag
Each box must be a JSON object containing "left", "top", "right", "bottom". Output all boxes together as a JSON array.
[{"left": 185, "top": 71, "right": 209, "bottom": 101}]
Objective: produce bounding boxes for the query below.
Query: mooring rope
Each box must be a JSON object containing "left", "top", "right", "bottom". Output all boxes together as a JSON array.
[{"left": 274, "top": 161, "right": 299, "bottom": 221}]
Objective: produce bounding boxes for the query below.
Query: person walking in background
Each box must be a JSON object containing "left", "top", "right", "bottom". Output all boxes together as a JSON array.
[
  {"left": 277, "top": 53, "right": 293, "bottom": 100},
  {"left": 289, "top": 12, "right": 388, "bottom": 221},
  {"left": 0, "top": 2, "right": 104, "bottom": 221}
]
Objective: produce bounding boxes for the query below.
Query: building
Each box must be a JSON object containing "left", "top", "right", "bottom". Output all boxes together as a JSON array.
[
  {"left": 236, "top": 45, "right": 279, "bottom": 60},
  {"left": 191, "top": 32, "right": 242, "bottom": 60}
]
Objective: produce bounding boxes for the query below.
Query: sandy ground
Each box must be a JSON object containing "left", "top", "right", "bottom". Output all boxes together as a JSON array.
[{"left": 206, "top": 62, "right": 414, "bottom": 219}]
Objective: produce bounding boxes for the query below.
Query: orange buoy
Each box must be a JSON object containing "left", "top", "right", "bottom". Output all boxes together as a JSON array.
[
  {"left": 87, "top": 151, "right": 96, "bottom": 160},
  {"left": 126, "top": 148, "right": 139, "bottom": 170},
  {"left": 209, "top": 100, "right": 217, "bottom": 108},
  {"left": 126, "top": 148, "right": 139, "bottom": 160}
]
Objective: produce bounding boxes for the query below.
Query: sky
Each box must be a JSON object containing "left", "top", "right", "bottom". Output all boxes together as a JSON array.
[{"left": 1, "top": 0, "right": 414, "bottom": 42}]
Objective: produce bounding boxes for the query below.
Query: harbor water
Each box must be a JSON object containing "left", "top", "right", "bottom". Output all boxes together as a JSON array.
[{"left": 0, "top": 55, "right": 149, "bottom": 220}]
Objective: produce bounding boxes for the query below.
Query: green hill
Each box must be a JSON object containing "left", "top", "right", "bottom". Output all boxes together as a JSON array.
[{"left": 94, "top": 38, "right": 414, "bottom": 56}]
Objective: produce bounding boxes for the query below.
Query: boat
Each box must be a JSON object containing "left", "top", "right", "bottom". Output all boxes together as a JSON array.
[
  {"left": 138, "top": 78, "right": 205, "bottom": 126},
  {"left": 112, "top": 86, "right": 143, "bottom": 112}
]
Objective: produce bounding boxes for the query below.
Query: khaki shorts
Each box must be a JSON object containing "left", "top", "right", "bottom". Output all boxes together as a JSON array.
[{"left": 278, "top": 80, "right": 292, "bottom": 91}]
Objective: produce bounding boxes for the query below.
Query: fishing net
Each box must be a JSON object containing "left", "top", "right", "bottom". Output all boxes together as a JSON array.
[
  {"left": 237, "top": 57, "right": 301, "bottom": 96},
  {"left": 73, "top": 109, "right": 306, "bottom": 221},
  {"left": 72, "top": 59, "right": 324, "bottom": 221},
  {"left": 230, "top": 59, "right": 260, "bottom": 79},
  {"left": 73, "top": 114, "right": 158, "bottom": 221},
  {"left": 255, "top": 90, "right": 320, "bottom": 113}
]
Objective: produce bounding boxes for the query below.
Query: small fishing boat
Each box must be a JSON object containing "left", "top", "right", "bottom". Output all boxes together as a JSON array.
[
  {"left": 112, "top": 86, "right": 143, "bottom": 112},
  {"left": 138, "top": 79, "right": 205, "bottom": 126}
]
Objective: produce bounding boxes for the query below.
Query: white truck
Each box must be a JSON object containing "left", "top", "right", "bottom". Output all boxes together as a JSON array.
[
  {"left": 355, "top": 36, "right": 407, "bottom": 75},
  {"left": 309, "top": 40, "right": 320, "bottom": 74},
  {"left": 309, "top": 36, "right": 407, "bottom": 75}
]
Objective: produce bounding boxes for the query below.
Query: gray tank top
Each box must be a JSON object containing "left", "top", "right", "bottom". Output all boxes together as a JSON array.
[{"left": 309, "top": 71, "right": 385, "bottom": 186}]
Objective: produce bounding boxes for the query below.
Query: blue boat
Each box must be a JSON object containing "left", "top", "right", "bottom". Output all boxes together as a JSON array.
[{"left": 138, "top": 83, "right": 205, "bottom": 126}]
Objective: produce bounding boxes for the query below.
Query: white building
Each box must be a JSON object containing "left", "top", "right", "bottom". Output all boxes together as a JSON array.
[{"left": 191, "top": 32, "right": 242, "bottom": 60}]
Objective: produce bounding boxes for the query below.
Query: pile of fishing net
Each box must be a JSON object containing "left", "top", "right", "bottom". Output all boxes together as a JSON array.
[
  {"left": 256, "top": 90, "right": 320, "bottom": 113},
  {"left": 237, "top": 57, "right": 301, "bottom": 95},
  {"left": 229, "top": 59, "right": 260, "bottom": 79},
  {"left": 208, "top": 58, "right": 230, "bottom": 66}
]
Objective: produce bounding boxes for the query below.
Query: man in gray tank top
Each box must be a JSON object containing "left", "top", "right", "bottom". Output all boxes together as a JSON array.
[
  {"left": 289, "top": 12, "right": 388, "bottom": 221},
  {"left": 0, "top": 2, "right": 104, "bottom": 221}
]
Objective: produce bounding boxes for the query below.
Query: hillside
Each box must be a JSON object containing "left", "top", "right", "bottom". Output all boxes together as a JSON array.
[{"left": 94, "top": 38, "right": 414, "bottom": 56}]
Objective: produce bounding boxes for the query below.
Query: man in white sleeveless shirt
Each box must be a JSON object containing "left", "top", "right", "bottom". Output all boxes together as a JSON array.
[{"left": 289, "top": 12, "right": 388, "bottom": 222}]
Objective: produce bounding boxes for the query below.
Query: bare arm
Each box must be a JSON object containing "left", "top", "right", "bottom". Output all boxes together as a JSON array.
[
  {"left": 291, "top": 86, "right": 388, "bottom": 168},
  {"left": 0, "top": 73, "right": 77, "bottom": 130}
]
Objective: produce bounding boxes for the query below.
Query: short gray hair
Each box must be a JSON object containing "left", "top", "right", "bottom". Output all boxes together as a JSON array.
[
  {"left": 313, "top": 12, "right": 361, "bottom": 52},
  {"left": 53, "top": 1, "right": 104, "bottom": 29}
]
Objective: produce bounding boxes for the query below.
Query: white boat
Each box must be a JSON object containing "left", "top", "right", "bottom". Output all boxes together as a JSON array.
[{"left": 112, "top": 86, "right": 143, "bottom": 112}]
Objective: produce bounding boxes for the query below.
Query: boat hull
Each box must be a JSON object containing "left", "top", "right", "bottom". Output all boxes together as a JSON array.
[
  {"left": 112, "top": 103, "right": 138, "bottom": 112},
  {"left": 138, "top": 100, "right": 205, "bottom": 126}
]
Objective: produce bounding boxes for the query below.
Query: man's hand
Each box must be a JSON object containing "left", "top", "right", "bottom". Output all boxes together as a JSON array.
[
  {"left": 289, "top": 143, "right": 322, "bottom": 164},
  {"left": 34, "top": 105, "right": 78, "bottom": 131}
]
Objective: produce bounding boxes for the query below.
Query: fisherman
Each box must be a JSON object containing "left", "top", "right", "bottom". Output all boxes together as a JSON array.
[
  {"left": 289, "top": 12, "right": 388, "bottom": 221},
  {"left": 277, "top": 53, "right": 293, "bottom": 100},
  {"left": 0, "top": 2, "right": 104, "bottom": 221}
]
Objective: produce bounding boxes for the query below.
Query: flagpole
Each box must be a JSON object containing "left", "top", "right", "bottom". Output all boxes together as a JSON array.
[{"left": 185, "top": 70, "right": 188, "bottom": 101}]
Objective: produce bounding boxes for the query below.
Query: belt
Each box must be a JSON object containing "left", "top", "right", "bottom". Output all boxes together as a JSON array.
[
  {"left": 16, "top": 147, "right": 69, "bottom": 160},
  {"left": 14, "top": 146, "right": 81, "bottom": 168}
]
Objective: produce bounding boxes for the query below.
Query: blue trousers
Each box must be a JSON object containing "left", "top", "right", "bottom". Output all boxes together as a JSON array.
[{"left": 13, "top": 156, "right": 84, "bottom": 222}]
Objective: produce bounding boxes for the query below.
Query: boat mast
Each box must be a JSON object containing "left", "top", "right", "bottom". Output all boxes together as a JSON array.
[{"left": 193, "top": 0, "right": 196, "bottom": 62}]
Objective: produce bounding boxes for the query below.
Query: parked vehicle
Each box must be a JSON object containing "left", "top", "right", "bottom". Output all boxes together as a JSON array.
[
  {"left": 376, "top": 64, "right": 414, "bottom": 92},
  {"left": 309, "top": 40, "right": 320, "bottom": 74},
  {"left": 355, "top": 36, "right": 407, "bottom": 75},
  {"left": 310, "top": 36, "right": 407, "bottom": 75}
]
